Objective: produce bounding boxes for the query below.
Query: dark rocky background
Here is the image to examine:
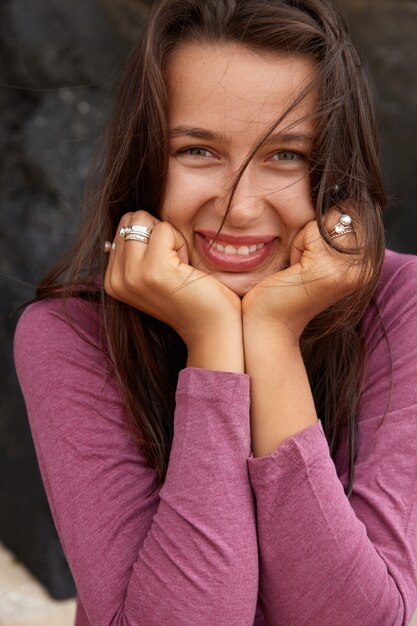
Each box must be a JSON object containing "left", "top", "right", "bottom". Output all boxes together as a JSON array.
[{"left": 0, "top": 0, "right": 416, "bottom": 599}]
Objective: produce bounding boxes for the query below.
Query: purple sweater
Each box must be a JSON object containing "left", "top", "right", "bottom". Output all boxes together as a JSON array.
[{"left": 14, "top": 249, "right": 417, "bottom": 625}]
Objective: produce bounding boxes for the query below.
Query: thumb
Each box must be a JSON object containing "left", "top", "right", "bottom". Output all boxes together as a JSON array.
[
  {"left": 289, "top": 223, "right": 309, "bottom": 267},
  {"left": 170, "top": 224, "right": 189, "bottom": 265},
  {"left": 150, "top": 221, "right": 190, "bottom": 265}
]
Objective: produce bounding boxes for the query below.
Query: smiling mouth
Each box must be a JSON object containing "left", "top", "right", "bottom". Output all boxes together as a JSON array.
[
  {"left": 207, "top": 239, "right": 265, "bottom": 256},
  {"left": 196, "top": 233, "right": 277, "bottom": 272}
]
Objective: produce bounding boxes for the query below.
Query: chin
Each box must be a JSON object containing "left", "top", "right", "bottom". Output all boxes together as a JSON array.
[{"left": 215, "top": 273, "right": 258, "bottom": 297}]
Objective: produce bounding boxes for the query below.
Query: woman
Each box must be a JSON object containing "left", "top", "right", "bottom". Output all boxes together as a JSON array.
[{"left": 14, "top": 0, "right": 417, "bottom": 624}]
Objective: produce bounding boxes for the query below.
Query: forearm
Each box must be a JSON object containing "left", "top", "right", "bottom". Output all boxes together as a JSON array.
[
  {"left": 243, "top": 254, "right": 417, "bottom": 625},
  {"left": 15, "top": 302, "right": 258, "bottom": 625},
  {"left": 133, "top": 368, "right": 258, "bottom": 624},
  {"left": 247, "top": 422, "right": 405, "bottom": 625},
  {"left": 243, "top": 320, "right": 317, "bottom": 457}
]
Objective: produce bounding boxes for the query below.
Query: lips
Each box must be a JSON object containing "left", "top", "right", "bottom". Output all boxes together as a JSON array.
[{"left": 195, "top": 231, "right": 277, "bottom": 271}]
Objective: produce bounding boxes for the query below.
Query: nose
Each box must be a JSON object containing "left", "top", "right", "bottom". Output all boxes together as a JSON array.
[{"left": 217, "top": 166, "right": 267, "bottom": 229}]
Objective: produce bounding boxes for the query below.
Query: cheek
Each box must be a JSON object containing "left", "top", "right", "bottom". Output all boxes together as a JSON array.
[
  {"left": 160, "top": 160, "right": 216, "bottom": 225},
  {"left": 273, "top": 177, "right": 315, "bottom": 230}
]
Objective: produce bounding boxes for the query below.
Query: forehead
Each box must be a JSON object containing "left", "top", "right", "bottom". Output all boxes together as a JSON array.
[{"left": 166, "top": 43, "right": 317, "bottom": 136}]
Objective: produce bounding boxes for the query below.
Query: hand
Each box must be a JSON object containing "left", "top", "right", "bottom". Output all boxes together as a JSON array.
[
  {"left": 242, "top": 207, "right": 369, "bottom": 339},
  {"left": 104, "top": 210, "right": 244, "bottom": 370}
]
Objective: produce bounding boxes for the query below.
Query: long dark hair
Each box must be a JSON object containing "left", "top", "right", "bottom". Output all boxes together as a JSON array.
[{"left": 37, "top": 0, "right": 386, "bottom": 495}]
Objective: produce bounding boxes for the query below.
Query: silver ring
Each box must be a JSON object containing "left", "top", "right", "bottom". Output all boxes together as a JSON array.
[
  {"left": 329, "top": 214, "right": 355, "bottom": 240},
  {"left": 125, "top": 233, "right": 150, "bottom": 244},
  {"left": 129, "top": 225, "right": 152, "bottom": 236},
  {"left": 119, "top": 224, "right": 153, "bottom": 240}
]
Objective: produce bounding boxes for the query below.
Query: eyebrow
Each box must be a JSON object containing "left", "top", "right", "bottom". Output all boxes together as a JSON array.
[
  {"left": 169, "top": 125, "right": 314, "bottom": 145},
  {"left": 170, "top": 126, "right": 223, "bottom": 142},
  {"left": 263, "top": 131, "right": 314, "bottom": 146}
]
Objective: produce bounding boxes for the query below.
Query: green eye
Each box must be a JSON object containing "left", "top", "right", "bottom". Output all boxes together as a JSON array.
[
  {"left": 183, "top": 147, "right": 212, "bottom": 157},
  {"left": 273, "top": 151, "right": 299, "bottom": 161}
]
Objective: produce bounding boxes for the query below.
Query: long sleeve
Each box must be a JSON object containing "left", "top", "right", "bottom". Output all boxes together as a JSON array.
[
  {"left": 14, "top": 298, "right": 258, "bottom": 626},
  {"left": 247, "top": 249, "right": 417, "bottom": 626}
]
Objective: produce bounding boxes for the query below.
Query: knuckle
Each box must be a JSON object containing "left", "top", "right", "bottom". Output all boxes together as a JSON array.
[
  {"left": 150, "top": 222, "right": 163, "bottom": 239},
  {"left": 141, "top": 267, "right": 160, "bottom": 290},
  {"left": 110, "top": 277, "right": 123, "bottom": 299},
  {"left": 123, "top": 261, "right": 147, "bottom": 294},
  {"left": 103, "top": 272, "right": 114, "bottom": 297},
  {"left": 123, "top": 268, "right": 138, "bottom": 292},
  {"left": 154, "top": 221, "right": 171, "bottom": 237},
  {"left": 129, "top": 209, "right": 153, "bottom": 227},
  {"left": 118, "top": 212, "right": 134, "bottom": 228}
]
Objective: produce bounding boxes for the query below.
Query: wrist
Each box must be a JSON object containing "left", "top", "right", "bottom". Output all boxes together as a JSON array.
[
  {"left": 243, "top": 316, "right": 303, "bottom": 351},
  {"left": 186, "top": 319, "right": 244, "bottom": 373},
  {"left": 242, "top": 299, "right": 310, "bottom": 342}
]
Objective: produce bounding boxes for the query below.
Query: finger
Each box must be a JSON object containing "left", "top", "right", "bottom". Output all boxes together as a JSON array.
[
  {"left": 123, "top": 209, "right": 159, "bottom": 259},
  {"left": 128, "top": 210, "right": 160, "bottom": 226},
  {"left": 127, "top": 210, "right": 159, "bottom": 236},
  {"left": 108, "top": 210, "right": 153, "bottom": 296},
  {"left": 104, "top": 211, "right": 134, "bottom": 296},
  {"left": 323, "top": 207, "right": 367, "bottom": 289},
  {"left": 289, "top": 220, "right": 319, "bottom": 267},
  {"left": 145, "top": 221, "right": 189, "bottom": 267},
  {"left": 324, "top": 205, "right": 359, "bottom": 251}
]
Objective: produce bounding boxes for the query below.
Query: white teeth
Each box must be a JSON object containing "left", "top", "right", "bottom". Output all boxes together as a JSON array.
[
  {"left": 209, "top": 239, "right": 224, "bottom": 252},
  {"left": 209, "top": 239, "right": 266, "bottom": 255}
]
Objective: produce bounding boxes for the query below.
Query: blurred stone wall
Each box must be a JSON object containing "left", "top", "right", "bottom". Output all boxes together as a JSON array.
[
  {"left": 338, "top": 0, "right": 417, "bottom": 252},
  {"left": 0, "top": 0, "right": 416, "bottom": 599},
  {"left": 0, "top": 0, "right": 151, "bottom": 598}
]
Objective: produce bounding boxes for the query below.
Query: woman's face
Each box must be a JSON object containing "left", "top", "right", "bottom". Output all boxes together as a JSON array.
[{"left": 161, "top": 43, "right": 317, "bottom": 296}]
